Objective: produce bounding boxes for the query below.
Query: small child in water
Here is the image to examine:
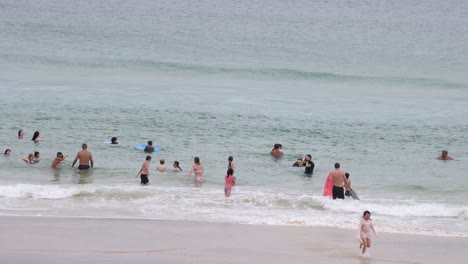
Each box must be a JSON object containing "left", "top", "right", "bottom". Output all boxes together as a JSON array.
[
  {"left": 156, "top": 159, "right": 166, "bottom": 172},
  {"left": 224, "top": 168, "right": 236, "bottom": 197},
  {"left": 51, "top": 152, "right": 68, "bottom": 169}
]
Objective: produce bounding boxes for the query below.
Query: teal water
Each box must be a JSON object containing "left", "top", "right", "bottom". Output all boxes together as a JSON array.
[{"left": 0, "top": 0, "right": 467, "bottom": 237}]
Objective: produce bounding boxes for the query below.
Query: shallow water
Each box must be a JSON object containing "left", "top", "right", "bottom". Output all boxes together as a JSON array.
[{"left": 0, "top": 0, "right": 467, "bottom": 237}]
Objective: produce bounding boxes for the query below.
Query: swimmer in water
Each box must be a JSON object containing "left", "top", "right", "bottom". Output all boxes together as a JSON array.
[
  {"left": 111, "top": 137, "right": 118, "bottom": 144},
  {"left": 156, "top": 159, "right": 166, "bottom": 172},
  {"left": 22, "top": 154, "right": 35, "bottom": 164},
  {"left": 302, "top": 154, "right": 314, "bottom": 175},
  {"left": 437, "top": 150, "right": 453, "bottom": 160},
  {"left": 270, "top": 143, "right": 284, "bottom": 157},
  {"left": 173, "top": 161, "right": 182, "bottom": 172},
  {"left": 31, "top": 131, "right": 41, "bottom": 143},
  {"left": 4, "top": 149, "right": 11, "bottom": 155},
  {"left": 227, "top": 156, "right": 235, "bottom": 171},
  {"left": 51, "top": 152, "right": 68, "bottom": 169},
  {"left": 292, "top": 156, "right": 302, "bottom": 167},
  {"left": 18, "top": 130, "right": 24, "bottom": 139},
  {"left": 144, "top": 140, "right": 154, "bottom": 153},
  {"left": 187, "top": 157, "right": 204, "bottom": 184}
]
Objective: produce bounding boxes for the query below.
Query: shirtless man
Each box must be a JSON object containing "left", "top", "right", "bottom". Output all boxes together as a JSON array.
[
  {"left": 72, "top": 143, "right": 94, "bottom": 170},
  {"left": 437, "top": 150, "right": 453, "bottom": 160},
  {"left": 330, "top": 163, "right": 346, "bottom": 200},
  {"left": 137, "top": 156, "right": 152, "bottom": 185},
  {"left": 270, "top": 143, "right": 284, "bottom": 157}
]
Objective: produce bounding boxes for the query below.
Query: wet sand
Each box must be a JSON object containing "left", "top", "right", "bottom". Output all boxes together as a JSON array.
[{"left": 0, "top": 216, "right": 466, "bottom": 264}]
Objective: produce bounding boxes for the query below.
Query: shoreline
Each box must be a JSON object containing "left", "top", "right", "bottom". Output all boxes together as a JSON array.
[{"left": 1, "top": 215, "right": 466, "bottom": 264}]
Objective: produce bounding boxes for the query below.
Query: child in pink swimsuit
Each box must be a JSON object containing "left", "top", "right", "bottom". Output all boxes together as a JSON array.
[
  {"left": 51, "top": 152, "right": 67, "bottom": 169},
  {"left": 224, "top": 168, "right": 236, "bottom": 197}
]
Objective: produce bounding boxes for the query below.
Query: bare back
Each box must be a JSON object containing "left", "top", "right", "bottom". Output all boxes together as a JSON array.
[
  {"left": 331, "top": 169, "right": 346, "bottom": 187},
  {"left": 76, "top": 150, "right": 93, "bottom": 166}
]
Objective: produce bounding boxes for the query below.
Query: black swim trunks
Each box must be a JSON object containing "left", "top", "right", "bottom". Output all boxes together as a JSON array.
[
  {"left": 140, "top": 174, "right": 149, "bottom": 185},
  {"left": 78, "top": 165, "right": 90, "bottom": 170},
  {"left": 332, "top": 186, "right": 344, "bottom": 200}
]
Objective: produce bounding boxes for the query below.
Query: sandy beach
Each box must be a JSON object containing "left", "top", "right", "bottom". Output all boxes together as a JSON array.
[{"left": 0, "top": 216, "right": 466, "bottom": 264}]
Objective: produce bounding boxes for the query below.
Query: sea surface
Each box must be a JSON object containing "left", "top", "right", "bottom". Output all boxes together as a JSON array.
[{"left": 0, "top": 0, "right": 467, "bottom": 237}]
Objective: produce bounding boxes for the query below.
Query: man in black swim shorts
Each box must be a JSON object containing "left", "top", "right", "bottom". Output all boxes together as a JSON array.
[
  {"left": 78, "top": 165, "right": 90, "bottom": 170},
  {"left": 330, "top": 163, "right": 346, "bottom": 200},
  {"left": 136, "top": 156, "right": 152, "bottom": 185}
]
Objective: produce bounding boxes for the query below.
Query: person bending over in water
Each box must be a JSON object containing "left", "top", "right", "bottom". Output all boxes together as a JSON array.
[
  {"left": 22, "top": 153, "right": 38, "bottom": 164},
  {"left": 111, "top": 137, "right": 118, "bottom": 144},
  {"left": 225, "top": 168, "right": 236, "bottom": 197},
  {"left": 72, "top": 143, "right": 94, "bottom": 170},
  {"left": 51, "top": 152, "right": 68, "bottom": 169},
  {"left": 358, "top": 210, "right": 377, "bottom": 256},
  {"left": 437, "top": 150, "right": 453, "bottom": 160},
  {"left": 156, "top": 159, "right": 166, "bottom": 172},
  {"left": 330, "top": 163, "right": 346, "bottom": 199},
  {"left": 173, "top": 161, "right": 182, "bottom": 172},
  {"left": 31, "top": 131, "right": 40, "bottom": 143},
  {"left": 303, "top": 154, "right": 314, "bottom": 175},
  {"left": 136, "top": 156, "right": 152, "bottom": 185},
  {"left": 292, "top": 156, "right": 303, "bottom": 167},
  {"left": 144, "top": 140, "right": 154, "bottom": 153},
  {"left": 270, "top": 143, "right": 284, "bottom": 157},
  {"left": 187, "top": 157, "right": 204, "bottom": 184},
  {"left": 18, "top": 130, "right": 24, "bottom": 139}
]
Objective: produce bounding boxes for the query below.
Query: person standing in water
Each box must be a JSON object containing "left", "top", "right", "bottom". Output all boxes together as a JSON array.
[
  {"left": 187, "top": 157, "right": 204, "bottom": 184},
  {"left": 72, "top": 143, "right": 94, "bottom": 170},
  {"left": 136, "top": 156, "right": 152, "bottom": 185},
  {"left": 224, "top": 168, "right": 236, "bottom": 197},
  {"left": 330, "top": 163, "right": 346, "bottom": 199},
  {"left": 437, "top": 150, "right": 453, "bottom": 160},
  {"left": 358, "top": 210, "right": 377, "bottom": 256},
  {"left": 302, "top": 154, "right": 314, "bottom": 175}
]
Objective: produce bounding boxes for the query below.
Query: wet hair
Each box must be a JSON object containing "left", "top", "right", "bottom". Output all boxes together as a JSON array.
[
  {"left": 31, "top": 131, "right": 40, "bottom": 141},
  {"left": 4, "top": 149, "right": 10, "bottom": 155},
  {"left": 111, "top": 137, "right": 118, "bottom": 143},
  {"left": 146, "top": 156, "right": 151, "bottom": 161},
  {"left": 442, "top": 150, "right": 448, "bottom": 154},
  {"left": 334, "top": 163, "right": 340, "bottom": 169},
  {"left": 272, "top": 143, "right": 280, "bottom": 150},
  {"left": 173, "top": 161, "right": 182, "bottom": 171},
  {"left": 82, "top": 143, "right": 87, "bottom": 149},
  {"left": 228, "top": 156, "right": 233, "bottom": 168},
  {"left": 34, "top": 151, "right": 40, "bottom": 158},
  {"left": 345, "top": 173, "right": 350, "bottom": 179},
  {"left": 194, "top": 157, "right": 200, "bottom": 164},
  {"left": 306, "top": 154, "right": 312, "bottom": 159},
  {"left": 363, "top": 210, "right": 371, "bottom": 217},
  {"left": 227, "top": 168, "right": 234, "bottom": 177},
  {"left": 147, "top": 140, "right": 153, "bottom": 146},
  {"left": 18, "top": 130, "right": 23, "bottom": 138},
  {"left": 160, "top": 159, "right": 165, "bottom": 164}
]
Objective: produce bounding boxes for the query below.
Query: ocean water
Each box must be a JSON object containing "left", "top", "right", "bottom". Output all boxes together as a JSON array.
[{"left": 0, "top": 0, "right": 467, "bottom": 237}]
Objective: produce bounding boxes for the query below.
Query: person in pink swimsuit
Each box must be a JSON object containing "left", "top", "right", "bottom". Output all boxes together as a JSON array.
[
  {"left": 51, "top": 152, "right": 68, "bottom": 169},
  {"left": 224, "top": 168, "right": 236, "bottom": 197},
  {"left": 187, "top": 157, "right": 204, "bottom": 184},
  {"left": 357, "top": 210, "right": 377, "bottom": 255}
]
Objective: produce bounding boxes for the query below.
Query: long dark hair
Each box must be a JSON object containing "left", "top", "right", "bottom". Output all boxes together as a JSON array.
[
  {"left": 228, "top": 156, "right": 233, "bottom": 169},
  {"left": 194, "top": 157, "right": 200, "bottom": 165},
  {"left": 174, "top": 161, "right": 182, "bottom": 171},
  {"left": 18, "top": 130, "right": 23, "bottom": 138},
  {"left": 31, "top": 131, "right": 40, "bottom": 141},
  {"left": 226, "top": 168, "right": 234, "bottom": 177}
]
